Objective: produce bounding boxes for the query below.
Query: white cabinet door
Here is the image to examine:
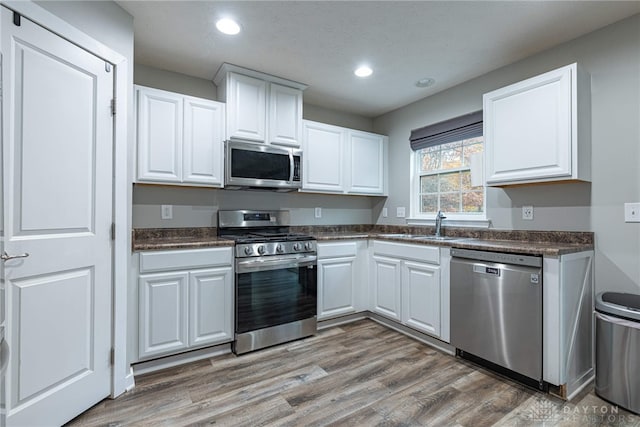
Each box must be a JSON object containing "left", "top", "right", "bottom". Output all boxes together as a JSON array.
[
  {"left": 183, "top": 97, "right": 225, "bottom": 186},
  {"left": 318, "top": 257, "right": 356, "bottom": 319},
  {"left": 371, "top": 255, "right": 402, "bottom": 321},
  {"left": 402, "top": 261, "right": 441, "bottom": 337},
  {"left": 484, "top": 63, "right": 589, "bottom": 185},
  {"left": 137, "top": 87, "right": 183, "bottom": 182},
  {"left": 189, "top": 267, "right": 233, "bottom": 347},
  {"left": 302, "top": 121, "right": 346, "bottom": 192},
  {"left": 348, "top": 130, "right": 386, "bottom": 195},
  {"left": 226, "top": 72, "right": 267, "bottom": 142},
  {"left": 139, "top": 272, "right": 189, "bottom": 359},
  {"left": 269, "top": 83, "right": 303, "bottom": 147}
]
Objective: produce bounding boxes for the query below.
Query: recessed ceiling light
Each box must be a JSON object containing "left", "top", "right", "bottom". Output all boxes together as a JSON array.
[
  {"left": 216, "top": 18, "right": 241, "bottom": 35},
  {"left": 415, "top": 77, "right": 436, "bottom": 88},
  {"left": 354, "top": 66, "right": 373, "bottom": 78}
]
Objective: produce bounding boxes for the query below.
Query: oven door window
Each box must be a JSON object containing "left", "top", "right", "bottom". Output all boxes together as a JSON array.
[{"left": 236, "top": 264, "right": 317, "bottom": 333}]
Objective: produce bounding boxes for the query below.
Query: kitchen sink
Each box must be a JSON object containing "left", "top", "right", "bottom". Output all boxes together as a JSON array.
[{"left": 410, "top": 235, "right": 462, "bottom": 241}]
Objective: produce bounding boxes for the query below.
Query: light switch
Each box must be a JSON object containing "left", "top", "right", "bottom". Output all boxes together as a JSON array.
[
  {"left": 382, "top": 207, "right": 388, "bottom": 218},
  {"left": 161, "top": 205, "right": 173, "bottom": 220},
  {"left": 315, "top": 207, "right": 322, "bottom": 219},
  {"left": 625, "top": 203, "right": 640, "bottom": 222}
]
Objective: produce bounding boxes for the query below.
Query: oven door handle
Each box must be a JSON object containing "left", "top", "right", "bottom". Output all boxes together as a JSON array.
[{"left": 236, "top": 255, "right": 317, "bottom": 273}]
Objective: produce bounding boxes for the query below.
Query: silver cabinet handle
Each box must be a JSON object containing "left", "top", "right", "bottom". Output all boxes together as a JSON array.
[{"left": 1, "top": 251, "right": 30, "bottom": 261}]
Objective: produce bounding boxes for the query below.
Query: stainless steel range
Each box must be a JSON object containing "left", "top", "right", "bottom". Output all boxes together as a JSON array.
[{"left": 218, "top": 210, "right": 317, "bottom": 355}]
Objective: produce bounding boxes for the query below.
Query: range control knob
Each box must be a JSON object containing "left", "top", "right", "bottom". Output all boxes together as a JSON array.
[
  {"left": 292, "top": 243, "right": 302, "bottom": 251},
  {"left": 304, "top": 242, "right": 314, "bottom": 251},
  {"left": 276, "top": 244, "right": 285, "bottom": 253},
  {"left": 243, "top": 246, "right": 253, "bottom": 255},
  {"left": 257, "top": 245, "right": 266, "bottom": 255}
]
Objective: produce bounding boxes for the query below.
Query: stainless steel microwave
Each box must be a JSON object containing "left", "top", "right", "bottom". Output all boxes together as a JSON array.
[{"left": 225, "top": 140, "right": 302, "bottom": 191}]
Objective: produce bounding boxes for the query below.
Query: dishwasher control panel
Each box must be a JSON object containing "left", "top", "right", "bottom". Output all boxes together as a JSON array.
[{"left": 451, "top": 248, "right": 542, "bottom": 268}]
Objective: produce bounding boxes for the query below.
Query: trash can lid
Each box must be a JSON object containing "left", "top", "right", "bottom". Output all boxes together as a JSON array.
[{"left": 596, "top": 292, "right": 640, "bottom": 321}]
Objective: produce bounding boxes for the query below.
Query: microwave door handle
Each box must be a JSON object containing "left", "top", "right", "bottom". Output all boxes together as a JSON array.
[{"left": 288, "top": 150, "right": 294, "bottom": 183}]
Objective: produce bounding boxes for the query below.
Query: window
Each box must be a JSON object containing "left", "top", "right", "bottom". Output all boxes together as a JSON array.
[{"left": 409, "top": 111, "right": 485, "bottom": 220}]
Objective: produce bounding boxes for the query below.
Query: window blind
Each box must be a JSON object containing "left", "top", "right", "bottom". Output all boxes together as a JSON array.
[{"left": 409, "top": 110, "right": 483, "bottom": 151}]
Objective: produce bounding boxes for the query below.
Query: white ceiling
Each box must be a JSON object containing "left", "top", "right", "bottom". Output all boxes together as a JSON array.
[{"left": 117, "top": 1, "right": 640, "bottom": 118}]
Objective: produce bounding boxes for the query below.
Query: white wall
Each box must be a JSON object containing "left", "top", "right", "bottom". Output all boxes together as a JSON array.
[
  {"left": 373, "top": 14, "right": 640, "bottom": 294},
  {"left": 132, "top": 65, "right": 379, "bottom": 227},
  {"left": 133, "top": 185, "right": 374, "bottom": 228},
  {"left": 135, "top": 63, "right": 218, "bottom": 100}
]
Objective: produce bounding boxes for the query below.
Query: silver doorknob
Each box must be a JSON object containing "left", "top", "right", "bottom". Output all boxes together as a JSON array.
[{"left": 1, "top": 251, "right": 30, "bottom": 261}]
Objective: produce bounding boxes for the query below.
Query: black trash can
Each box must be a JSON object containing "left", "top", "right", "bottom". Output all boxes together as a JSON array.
[{"left": 595, "top": 291, "right": 640, "bottom": 415}]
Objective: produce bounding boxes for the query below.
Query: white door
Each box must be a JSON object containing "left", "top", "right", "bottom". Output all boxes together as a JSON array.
[{"left": 1, "top": 8, "right": 113, "bottom": 426}]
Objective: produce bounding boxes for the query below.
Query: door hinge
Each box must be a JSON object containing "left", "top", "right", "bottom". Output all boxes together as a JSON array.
[
  {"left": 110, "top": 348, "right": 115, "bottom": 366},
  {"left": 110, "top": 98, "right": 116, "bottom": 116},
  {"left": 111, "top": 223, "right": 116, "bottom": 240},
  {"left": 13, "top": 12, "right": 21, "bottom": 27}
]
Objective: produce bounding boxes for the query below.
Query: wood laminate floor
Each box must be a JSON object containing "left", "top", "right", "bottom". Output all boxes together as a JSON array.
[{"left": 67, "top": 320, "right": 639, "bottom": 427}]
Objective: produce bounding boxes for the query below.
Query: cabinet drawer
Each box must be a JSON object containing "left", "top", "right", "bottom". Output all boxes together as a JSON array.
[
  {"left": 372, "top": 241, "right": 439, "bottom": 264},
  {"left": 139, "top": 247, "right": 233, "bottom": 273},
  {"left": 317, "top": 241, "right": 358, "bottom": 258}
]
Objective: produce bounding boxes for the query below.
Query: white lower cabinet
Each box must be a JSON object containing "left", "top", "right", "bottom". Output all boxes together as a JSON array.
[
  {"left": 137, "top": 247, "right": 233, "bottom": 360},
  {"left": 371, "top": 241, "right": 447, "bottom": 339},
  {"left": 139, "top": 272, "right": 189, "bottom": 358},
  {"left": 317, "top": 240, "right": 368, "bottom": 320},
  {"left": 371, "top": 255, "right": 402, "bottom": 321},
  {"left": 402, "top": 261, "right": 441, "bottom": 336}
]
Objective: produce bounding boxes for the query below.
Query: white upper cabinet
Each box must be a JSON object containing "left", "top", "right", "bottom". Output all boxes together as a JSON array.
[
  {"left": 302, "top": 120, "right": 388, "bottom": 195},
  {"left": 269, "top": 83, "right": 303, "bottom": 147},
  {"left": 136, "top": 85, "right": 225, "bottom": 187},
  {"left": 484, "top": 63, "right": 591, "bottom": 186},
  {"left": 183, "top": 96, "right": 225, "bottom": 185},
  {"left": 214, "top": 64, "right": 306, "bottom": 148},
  {"left": 348, "top": 130, "right": 386, "bottom": 194},
  {"left": 136, "top": 87, "right": 183, "bottom": 182},
  {"left": 224, "top": 73, "right": 267, "bottom": 143},
  {"left": 303, "top": 121, "right": 346, "bottom": 192}
]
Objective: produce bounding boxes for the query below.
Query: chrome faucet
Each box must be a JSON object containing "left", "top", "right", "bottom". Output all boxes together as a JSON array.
[{"left": 435, "top": 210, "right": 446, "bottom": 237}]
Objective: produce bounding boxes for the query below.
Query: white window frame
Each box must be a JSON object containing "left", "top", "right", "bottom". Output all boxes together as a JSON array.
[{"left": 409, "top": 140, "right": 488, "bottom": 225}]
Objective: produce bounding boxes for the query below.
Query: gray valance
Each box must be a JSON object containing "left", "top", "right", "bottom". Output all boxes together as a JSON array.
[{"left": 410, "top": 110, "right": 483, "bottom": 151}]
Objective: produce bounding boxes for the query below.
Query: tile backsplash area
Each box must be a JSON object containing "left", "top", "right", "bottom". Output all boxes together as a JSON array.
[{"left": 132, "top": 184, "right": 378, "bottom": 228}]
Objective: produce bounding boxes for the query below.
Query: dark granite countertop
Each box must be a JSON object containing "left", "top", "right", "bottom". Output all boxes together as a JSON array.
[
  {"left": 132, "top": 225, "right": 594, "bottom": 256},
  {"left": 132, "top": 228, "right": 234, "bottom": 251}
]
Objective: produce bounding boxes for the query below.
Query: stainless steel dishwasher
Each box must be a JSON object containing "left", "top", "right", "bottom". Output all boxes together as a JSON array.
[{"left": 450, "top": 248, "right": 544, "bottom": 389}]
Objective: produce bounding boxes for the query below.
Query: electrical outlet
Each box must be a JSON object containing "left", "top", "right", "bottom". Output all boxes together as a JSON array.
[
  {"left": 625, "top": 203, "right": 640, "bottom": 222},
  {"left": 315, "top": 207, "right": 322, "bottom": 219},
  {"left": 161, "top": 205, "right": 173, "bottom": 220},
  {"left": 396, "top": 207, "right": 406, "bottom": 218},
  {"left": 382, "top": 207, "right": 388, "bottom": 218},
  {"left": 522, "top": 205, "right": 534, "bottom": 220}
]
